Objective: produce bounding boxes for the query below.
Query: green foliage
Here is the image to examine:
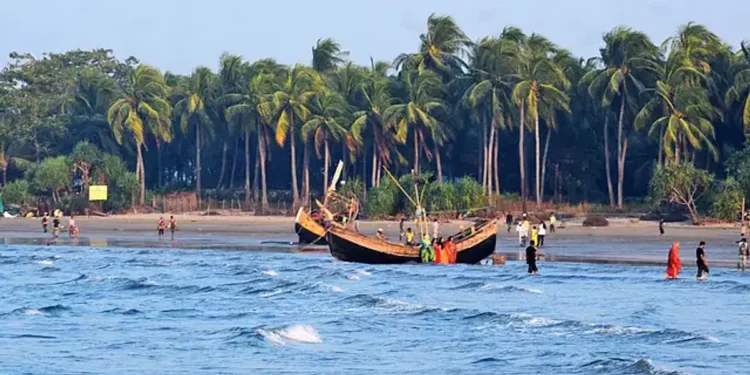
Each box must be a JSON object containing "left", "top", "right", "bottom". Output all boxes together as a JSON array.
[
  {"left": 725, "top": 148, "right": 750, "bottom": 195},
  {"left": 709, "top": 178, "right": 743, "bottom": 221},
  {"left": 59, "top": 194, "right": 89, "bottom": 215},
  {"left": 455, "top": 176, "right": 487, "bottom": 212},
  {"left": 425, "top": 182, "right": 457, "bottom": 214},
  {"left": 650, "top": 163, "right": 713, "bottom": 224},
  {"left": 33, "top": 156, "right": 70, "bottom": 195},
  {"left": 364, "top": 178, "right": 398, "bottom": 218},
  {"left": 2, "top": 179, "right": 30, "bottom": 205},
  {"left": 339, "top": 178, "right": 364, "bottom": 200}
]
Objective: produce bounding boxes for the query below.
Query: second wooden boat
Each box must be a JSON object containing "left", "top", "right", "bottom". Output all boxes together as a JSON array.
[
  {"left": 294, "top": 208, "right": 328, "bottom": 245},
  {"left": 326, "top": 219, "right": 498, "bottom": 264}
]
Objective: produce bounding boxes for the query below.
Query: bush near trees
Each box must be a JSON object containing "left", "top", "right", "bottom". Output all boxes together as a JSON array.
[{"left": 650, "top": 164, "right": 713, "bottom": 225}]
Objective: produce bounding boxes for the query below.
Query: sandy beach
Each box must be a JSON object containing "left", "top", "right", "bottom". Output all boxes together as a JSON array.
[{"left": 0, "top": 213, "right": 745, "bottom": 268}]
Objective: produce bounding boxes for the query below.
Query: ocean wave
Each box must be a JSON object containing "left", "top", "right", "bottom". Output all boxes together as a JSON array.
[
  {"left": 262, "top": 270, "right": 278, "bottom": 277},
  {"left": 257, "top": 324, "right": 322, "bottom": 345},
  {"left": 580, "top": 358, "right": 689, "bottom": 375},
  {"left": 7, "top": 304, "right": 70, "bottom": 316},
  {"left": 41, "top": 266, "right": 61, "bottom": 272},
  {"left": 48, "top": 274, "right": 87, "bottom": 285},
  {"left": 451, "top": 282, "right": 542, "bottom": 294},
  {"left": 103, "top": 308, "right": 143, "bottom": 315},
  {"left": 35, "top": 260, "right": 54, "bottom": 265}
]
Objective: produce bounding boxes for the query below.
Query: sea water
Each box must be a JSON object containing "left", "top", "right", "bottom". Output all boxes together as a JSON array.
[{"left": 1, "top": 244, "right": 748, "bottom": 374}]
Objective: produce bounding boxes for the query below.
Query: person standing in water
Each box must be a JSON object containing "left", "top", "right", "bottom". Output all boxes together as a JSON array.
[
  {"left": 420, "top": 235, "right": 435, "bottom": 263},
  {"left": 696, "top": 241, "right": 709, "bottom": 280},
  {"left": 444, "top": 236, "right": 457, "bottom": 264},
  {"left": 738, "top": 237, "right": 749, "bottom": 271},
  {"left": 157, "top": 217, "right": 166, "bottom": 239},
  {"left": 42, "top": 212, "right": 49, "bottom": 233},
  {"left": 516, "top": 221, "right": 527, "bottom": 247},
  {"left": 659, "top": 218, "right": 665, "bottom": 236},
  {"left": 169, "top": 216, "right": 177, "bottom": 240},
  {"left": 665, "top": 242, "right": 682, "bottom": 279},
  {"left": 526, "top": 240, "right": 539, "bottom": 275},
  {"left": 530, "top": 225, "right": 539, "bottom": 248},
  {"left": 68, "top": 215, "right": 78, "bottom": 238},
  {"left": 432, "top": 218, "right": 440, "bottom": 240},
  {"left": 538, "top": 222, "right": 547, "bottom": 247},
  {"left": 505, "top": 212, "right": 513, "bottom": 233}
]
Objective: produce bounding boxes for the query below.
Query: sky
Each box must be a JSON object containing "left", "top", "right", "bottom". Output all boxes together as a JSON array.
[{"left": 1, "top": 0, "right": 748, "bottom": 75}]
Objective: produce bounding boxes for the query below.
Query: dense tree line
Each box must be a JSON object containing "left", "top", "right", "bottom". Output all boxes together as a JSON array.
[{"left": 1, "top": 15, "right": 749, "bottom": 216}]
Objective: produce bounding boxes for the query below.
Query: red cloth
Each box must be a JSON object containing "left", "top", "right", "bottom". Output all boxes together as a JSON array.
[
  {"left": 666, "top": 242, "right": 682, "bottom": 278},
  {"left": 444, "top": 241, "right": 457, "bottom": 264},
  {"left": 434, "top": 245, "right": 443, "bottom": 263}
]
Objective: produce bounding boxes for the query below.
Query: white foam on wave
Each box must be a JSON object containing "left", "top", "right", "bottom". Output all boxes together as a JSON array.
[
  {"left": 318, "top": 282, "right": 343, "bottom": 292},
  {"left": 480, "top": 283, "right": 542, "bottom": 294},
  {"left": 25, "top": 309, "right": 41, "bottom": 316},
  {"left": 262, "top": 270, "right": 278, "bottom": 277},
  {"left": 259, "top": 289, "right": 286, "bottom": 298},
  {"left": 509, "top": 313, "right": 561, "bottom": 327},
  {"left": 35, "top": 260, "right": 54, "bottom": 265},
  {"left": 357, "top": 270, "right": 371, "bottom": 276},
  {"left": 258, "top": 324, "right": 322, "bottom": 345},
  {"left": 587, "top": 325, "right": 652, "bottom": 335},
  {"left": 346, "top": 274, "right": 360, "bottom": 281}
]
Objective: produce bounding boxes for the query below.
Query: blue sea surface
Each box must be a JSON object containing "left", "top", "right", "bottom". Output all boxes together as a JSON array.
[{"left": 1, "top": 244, "right": 749, "bottom": 374}]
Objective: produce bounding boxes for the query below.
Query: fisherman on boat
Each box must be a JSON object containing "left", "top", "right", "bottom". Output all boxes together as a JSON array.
[
  {"left": 376, "top": 228, "right": 387, "bottom": 241},
  {"left": 405, "top": 228, "right": 415, "bottom": 245}
]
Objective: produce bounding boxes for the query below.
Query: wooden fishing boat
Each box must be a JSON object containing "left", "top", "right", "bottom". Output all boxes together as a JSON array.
[
  {"left": 295, "top": 208, "right": 328, "bottom": 245},
  {"left": 326, "top": 219, "right": 498, "bottom": 264}
]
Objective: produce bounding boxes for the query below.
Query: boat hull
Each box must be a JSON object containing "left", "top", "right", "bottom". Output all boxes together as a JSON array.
[
  {"left": 294, "top": 208, "right": 328, "bottom": 245},
  {"left": 327, "top": 220, "right": 498, "bottom": 265}
]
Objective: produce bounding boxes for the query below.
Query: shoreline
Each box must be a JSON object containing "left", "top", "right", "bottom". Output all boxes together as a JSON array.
[{"left": 1, "top": 213, "right": 746, "bottom": 269}]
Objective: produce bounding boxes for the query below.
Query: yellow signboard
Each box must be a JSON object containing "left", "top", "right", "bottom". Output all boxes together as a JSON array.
[{"left": 89, "top": 185, "right": 108, "bottom": 201}]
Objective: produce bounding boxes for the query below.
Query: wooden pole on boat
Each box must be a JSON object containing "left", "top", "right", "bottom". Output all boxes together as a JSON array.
[{"left": 324, "top": 161, "right": 344, "bottom": 207}]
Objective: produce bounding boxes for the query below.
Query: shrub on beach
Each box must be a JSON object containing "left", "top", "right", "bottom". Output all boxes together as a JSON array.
[
  {"left": 2, "top": 179, "right": 30, "bottom": 205},
  {"left": 455, "top": 177, "right": 486, "bottom": 213},
  {"left": 425, "top": 181, "right": 457, "bottom": 215},
  {"left": 364, "top": 178, "right": 398, "bottom": 218},
  {"left": 583, "top": 216, "right": 609, "bottom": 227}
]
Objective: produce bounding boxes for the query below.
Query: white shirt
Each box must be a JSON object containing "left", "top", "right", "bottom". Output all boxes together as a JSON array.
[
  {"left": 516, "top": 223, "right": 527, "bottom": 236},
  {"left": 538, "top": 226, "right": 546, "bottom": 236}
]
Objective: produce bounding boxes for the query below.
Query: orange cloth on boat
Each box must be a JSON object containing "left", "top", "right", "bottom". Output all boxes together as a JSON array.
[
  {"left": 666, "top": 241, "right": 682, "bottom": 278},
  {"left": 443, "top": 241, "right": 457, "bottom": 264},
  {"left": 434, "top": 245, "right": 444, "bottom": 263}
]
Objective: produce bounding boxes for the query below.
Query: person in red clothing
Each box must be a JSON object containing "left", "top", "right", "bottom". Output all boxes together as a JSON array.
[
  {"left": 157, "top": 217, "right": 166, "bottom": 239},
  {"left": 665, "top": 241, "right": 682, "bottom": 279},
  {"left": 433, "top": 238, "right": 443, "bottom": 263},
  {"left": 443, "top": 236, "right": 457, "bottom": 264}
]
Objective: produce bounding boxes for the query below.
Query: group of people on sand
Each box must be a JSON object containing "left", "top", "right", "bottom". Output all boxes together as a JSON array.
[
  {"left": 157, "top": 216, "right": 177, "bottom": 240},
  {"left": 513, "top": 212, "right": 556, "bottom": 248}
]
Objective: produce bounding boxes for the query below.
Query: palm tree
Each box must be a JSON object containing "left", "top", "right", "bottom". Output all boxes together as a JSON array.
[
  {"left": 312, "top": 38, "right": 347, "bottom": 74},
  {"left": 107, "top": 65, "right": 172, "bottom": 205},
  {"left": 224, "top": 60, "right": 282, "bottom": 213},
  {"left": 301, "top": 90, "right": 348, "bottom": 193},
  {"left": 466, "top": 34, "right": 517, "bottom": 200},
  {"left": 351, "top": 61, "right": 398, "bottom": 187},
  {"left": 215, "top": 53, "right": 244, "bottom": 189},
  {"left": 726, "top": 41, "right": 750, "bottom": 133},
  {"left": 384, "top": 70, "right": 446, "bottom": 174},
  {"left": 395, "top": 13, "right": 469, "bottom": 76},
  {"left": 261, "top": 64, "right": 316, "bottom": 210},
  {"left": 584, "top": 26, "right": 660, "bottom": 208},
  {"left": 173, "top": 67, "right": 218, "bottom": 202},
  {"left": 512, "top": 34, "right": 571, "bottom": 209}
]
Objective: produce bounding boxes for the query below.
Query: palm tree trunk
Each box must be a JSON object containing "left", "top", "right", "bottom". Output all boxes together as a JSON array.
[
  {"left": 658, "top": 126, "right": 664, "bottom": 167},
  {"left": 216, "top": 139, "right": 229, "bottom": 189},
  {"left": 371, "top": 133, "right": 378, "bottom": 188},
  {"left": 487, "top": 124, "right": 495, "bottom": 202},
  {"left": 435, "top": 142, "right": 443, "bottom": 185},
  {"left": 616, "top": 95, "right": 626, "bottom": 209},
  {"left": 413, "top": 128, "right": 420, "bottom": 173},
  {"left": 342, "top": 142, "right": 348, "bottom": 180},
  {"left": 618, "top": 138, "right": 628, "bottom": 208},
  {"left": 519, "top": 101, "right": 526, "bottom": 211},
  {"left": 2, "top": 164, "right": 6, "bottom": 187},
  {"left": 290, "top": 111, "right": 300, "bottom": 209},
  {"left": 541, "top": 128, "right": 552, "bottom": 201},
  {"left": 259, "top": 124, "right": 269, "bottom": 213},
  {"left": 245, "top": 128, "right": 251, "bottom": 205},
  {"left": 137, "top": 143, "right": 145, "bottom": 205},
  {"left": 603, "top": 116, "right": 615, "bottom": 208},
  {"left": 303, "top": 142, "right": 310, "bottom": 208},
  {"left": 493, "top": 128, "right": 500, "bottom": 196},
  {"left": 252, "top": 145, "right": 260, "bottom": 202},
  {"left": 535, "top": 116, "right": 542, "bottom": 208},
  {"left": 196, "top": 125, "right": 202, "bottom": 207},
  {"left": 156, "top": 140, "right": 163, "bottom": 187},
  {"left": 324, "top": 135, "right": 330, "bottom": 193},
  {"left": 482, "top": 123, "right": 488, "bottom": 190},
  {"left": 230, "top": 136, "right": 239, "bottom": 189}
]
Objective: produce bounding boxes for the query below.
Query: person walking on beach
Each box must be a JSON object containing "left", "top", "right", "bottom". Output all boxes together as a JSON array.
[
  {"left": 696, "top": 241, "right": 709, "bottom": 280},
  {"left": 399, "top": 218, "right": 405, "bottom": 241},
  {"left": 505, "top": 212, "right": 513, "bottom": 232},
  {"left": 659, "top": 218, "right": 665, "bottom": 236},
  {"left": 516, "top": 221, "right": 527, "bottom": 247},
  {"left": 432, "top": 218, "right": 440, "bottom": 240},
  {"left": 68, "top": 215, "right": 79, "bottom": 238},
  {"left": 538, "top": 222, "right": 547, "bottom": 247},
  {"left": 157, "top": 217, "right": 166, "bottom": 239},
  {"left": 526, "top": 240, "right": 539, "bottom": 275},
  {"left": 42, "top": 212, "right": 49, "bottom": 233},
  {"left": 52, "top": 216, "right": 61, "bottom": 238},
  {"left": 169, "top": 216, "right": 177, "bottom": 240},
  {"left": 549, "top": 213, "right": 557, "bottom": 233},
  {"left": 738, "top": 237, "right": 749, "bottom": 271},
  {"left": 531, "top": 225, "right": 539, "bottom": 248},
  {"left": 665, "top": 242, "right": 682, "bottom": 279}
]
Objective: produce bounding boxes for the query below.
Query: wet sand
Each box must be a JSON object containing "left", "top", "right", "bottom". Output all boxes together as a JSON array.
[{"left": 0, "top": 214, "right": 745, "bottom": 268}]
